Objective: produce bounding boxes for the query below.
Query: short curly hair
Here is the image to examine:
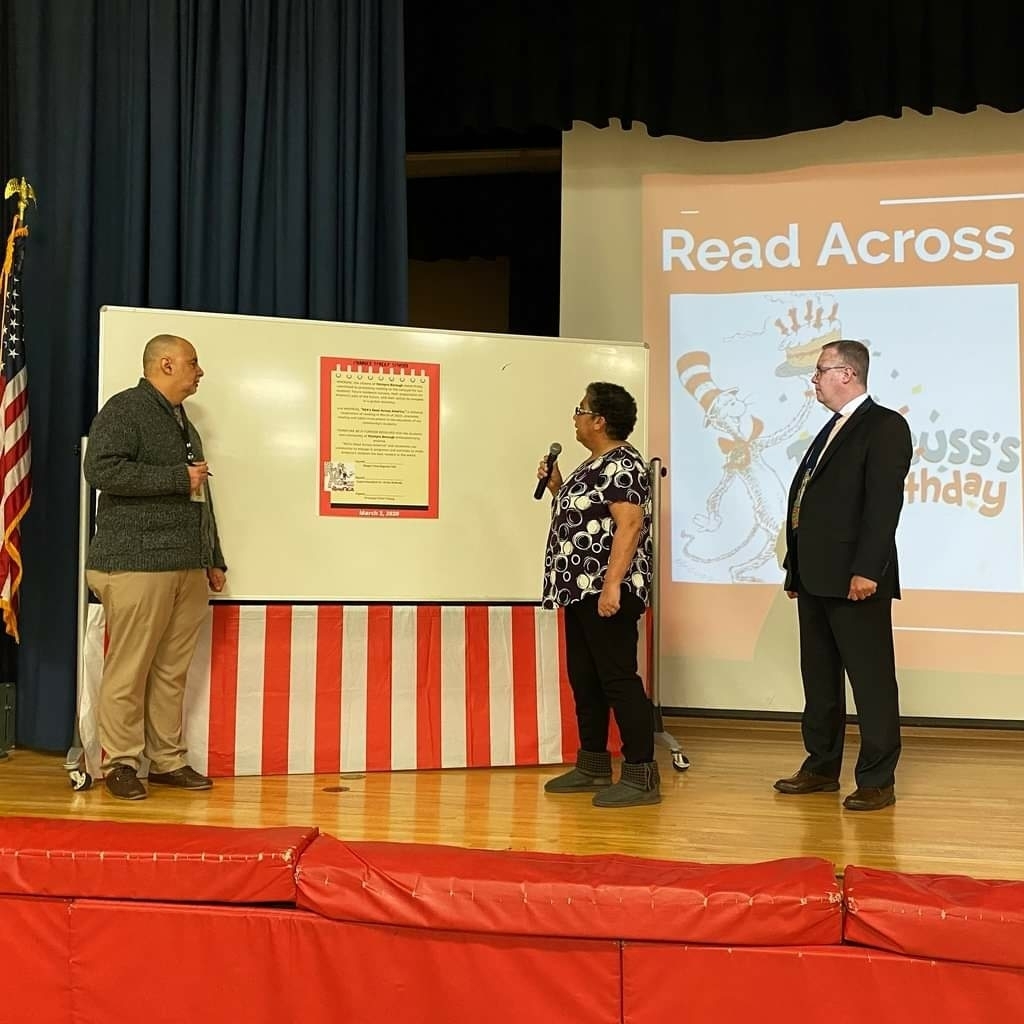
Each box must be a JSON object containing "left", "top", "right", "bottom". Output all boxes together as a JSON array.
[{"left": 586, "top": 382, "right": 638, "bottom": 441}]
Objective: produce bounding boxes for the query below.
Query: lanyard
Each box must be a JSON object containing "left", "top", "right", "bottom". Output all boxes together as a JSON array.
[{"left": 176, "top": 404, "right": 198, "bottom": 465}]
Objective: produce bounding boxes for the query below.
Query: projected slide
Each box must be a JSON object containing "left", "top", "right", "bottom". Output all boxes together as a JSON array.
[
  {"left": 643, "top": 154, "right": 1024, "bottom": 673},
  {"left": 669, "top": 285, "right": 1020, "bottom": 591}
]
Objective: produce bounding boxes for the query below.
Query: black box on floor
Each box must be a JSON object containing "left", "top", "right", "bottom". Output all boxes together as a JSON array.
[{"left": 0, "top": 682, "right": 14, "bottom": 751}]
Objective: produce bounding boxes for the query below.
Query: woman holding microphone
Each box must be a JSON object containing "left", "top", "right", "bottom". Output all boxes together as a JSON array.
[{"left": 538, "top": 382, "right": 660, "bottom": 807}]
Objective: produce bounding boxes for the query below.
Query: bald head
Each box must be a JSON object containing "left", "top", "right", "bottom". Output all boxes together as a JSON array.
[
  {"left": 143, "top": 334, "right": 204, "bottom": 404},
  {"left": 143, "top": 334, "right": 188, "bottom": 374}
]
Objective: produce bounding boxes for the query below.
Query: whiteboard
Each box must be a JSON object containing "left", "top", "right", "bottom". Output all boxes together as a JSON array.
[{"left": 97, "top": 307, "right": 649, "bottom": 602}]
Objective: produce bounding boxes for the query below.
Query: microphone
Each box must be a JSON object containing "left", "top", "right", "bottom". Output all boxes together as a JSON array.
[{"left": 534, "top": 442, "right": 562, "bottom": 500}]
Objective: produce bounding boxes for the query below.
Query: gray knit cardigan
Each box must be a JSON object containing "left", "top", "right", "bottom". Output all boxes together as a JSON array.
[{"left": 84, "top": 378, "right": 227, "bottom": 573}]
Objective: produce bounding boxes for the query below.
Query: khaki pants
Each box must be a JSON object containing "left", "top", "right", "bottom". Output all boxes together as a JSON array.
[{"left": 86, "top": 569, "right": 210, "bottom": 775}]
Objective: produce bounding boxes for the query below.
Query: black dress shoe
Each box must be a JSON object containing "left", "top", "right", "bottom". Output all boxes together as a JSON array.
[
  {"left": 147, "top": 765, "right": 213, "bottom": 790},
  {"left": 773, "top": 769, "right": 840, "bottom": 795},
  {"left": 105, "top": 765, "right": 147, "bottom": 800},
  {"left": 843, "top": 785, "right": 895, "bottom": 811}
]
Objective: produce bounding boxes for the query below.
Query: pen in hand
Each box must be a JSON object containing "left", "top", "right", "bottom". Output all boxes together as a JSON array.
[{"left": 187, "top": 461, "right": 212, "bottom": 496}]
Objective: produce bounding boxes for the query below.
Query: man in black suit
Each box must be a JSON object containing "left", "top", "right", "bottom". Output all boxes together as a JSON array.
[{"left": 775, "top": 339, "right": 912, "bottom": 812}]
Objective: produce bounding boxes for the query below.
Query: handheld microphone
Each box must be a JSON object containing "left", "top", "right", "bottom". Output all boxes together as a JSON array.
[{"left": 533, "top": 442, "right": 562, "bottom": 500}]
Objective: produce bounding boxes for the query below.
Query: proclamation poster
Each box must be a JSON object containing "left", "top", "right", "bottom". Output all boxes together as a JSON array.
[{"left": 318, "top": 357, "right": 441, "bottom": 519}]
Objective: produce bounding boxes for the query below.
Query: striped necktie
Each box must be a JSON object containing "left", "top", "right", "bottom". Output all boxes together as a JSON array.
[
  {"left": 791, "top": 412, "right": 841, "bottom": 530},
  {"left": 804, "top": 412, "right": 842, "bottom": 475}
]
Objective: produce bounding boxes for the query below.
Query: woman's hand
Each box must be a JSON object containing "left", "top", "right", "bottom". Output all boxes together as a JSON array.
[
  {"left": 537, "top": 455, "right": 563, "bottom": 494},
  {"left": 598, "top": 581, "right": 621, "bottom": 617}
]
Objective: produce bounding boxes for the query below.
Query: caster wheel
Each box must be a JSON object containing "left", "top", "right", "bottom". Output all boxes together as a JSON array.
[
  {"left": 671, "top": 751, "right": 691, "bottom": 772},
  {"left": 69, "top": 769, "right": 93, "bottom": 791}
]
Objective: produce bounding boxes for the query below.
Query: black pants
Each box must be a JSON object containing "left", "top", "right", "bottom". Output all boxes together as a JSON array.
[
  {"left": 563, "top": 592, "right": 654, "bottom": 764},
  {"left": 797, "top": 590, "right": 902, "bottom": 788}
]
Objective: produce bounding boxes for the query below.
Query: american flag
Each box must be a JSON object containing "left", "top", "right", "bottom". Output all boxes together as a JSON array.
[{"left": 0, "top": 216, "right": 31, "bottom": 640}]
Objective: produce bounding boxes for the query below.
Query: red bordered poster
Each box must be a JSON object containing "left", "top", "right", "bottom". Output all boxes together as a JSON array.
[{"left": 318, "top": 356, "right": 441, "bottom": 519}]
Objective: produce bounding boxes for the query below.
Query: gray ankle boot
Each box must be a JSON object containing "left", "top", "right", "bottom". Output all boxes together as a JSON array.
[
  {"left": 544, "top": 750, "right": 613, "bottom": 793},
  {"left": 592, "top": 760, "right": 661, "bottom": 807}
]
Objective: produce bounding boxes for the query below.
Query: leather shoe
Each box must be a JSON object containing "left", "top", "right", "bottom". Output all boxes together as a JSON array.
[
  {"left": 105, "top": 765, "right": 147, "bottom": 801},
  {"left": 843, "top": 785, "right": 895, "bottom": 811},
  {"left": 773, "top": 769, "right": 840, "bottom": 795},
  {"left": 147, "top": 765, "right": 213, "bottom": 790}
]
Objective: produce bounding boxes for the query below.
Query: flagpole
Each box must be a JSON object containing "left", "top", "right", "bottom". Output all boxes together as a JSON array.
[
  {"left": 0, "top": 176, "right": 35, "bottom": 645},
  {"left": 0, "top": 179, "right": 36, "bottom": 756},
  {"left": 0, "top": 184, "right": 27, "bottom": 761}
]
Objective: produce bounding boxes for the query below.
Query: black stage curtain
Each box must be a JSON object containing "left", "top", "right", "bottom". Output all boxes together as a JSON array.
[
  {"left": 406, "top": 0, "right": 1024, "bottom": 149},
  {"left": 0, "top": 0, "right": 407, "bottom": 751}
]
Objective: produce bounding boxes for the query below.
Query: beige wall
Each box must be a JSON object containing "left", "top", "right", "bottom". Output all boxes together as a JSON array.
[{"left": 560, "top": 110, "right": 1024, "bottom": 719}]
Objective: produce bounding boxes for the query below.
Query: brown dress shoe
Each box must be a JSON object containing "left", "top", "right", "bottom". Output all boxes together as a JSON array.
[
  {"left": 147, "top": 765, "right": 213, "bottom": 790},
  {"left": 843, "top": 785, "right": 895, "bottom": 811},
  {"left": 773, "top": 769, "right": 840, "bottom": 795},
  {"left": 105, "top": 765, "right": 147, "bottom": 801}
]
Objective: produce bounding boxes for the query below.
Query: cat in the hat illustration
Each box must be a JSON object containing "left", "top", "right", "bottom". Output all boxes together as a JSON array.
[{"left": 676, "top": 349, "right": 817, "bottom": 582}]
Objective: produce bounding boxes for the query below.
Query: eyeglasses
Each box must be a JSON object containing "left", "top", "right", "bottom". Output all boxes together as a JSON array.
[
  {"left": 811, "top": 364, "right": 852, "bottom": 379},
  {"left": 574, "top": 406, "right": 601, "bottom": 417}
]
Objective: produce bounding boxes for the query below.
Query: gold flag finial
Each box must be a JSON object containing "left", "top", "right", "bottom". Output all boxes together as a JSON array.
[{"left": 4, "top": 177, "right": 37, "bottom": 223}]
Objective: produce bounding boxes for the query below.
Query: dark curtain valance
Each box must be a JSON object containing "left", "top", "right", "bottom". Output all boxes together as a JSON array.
[{"left": 406, "top": 0, "right": 1024, "bottom": 149}]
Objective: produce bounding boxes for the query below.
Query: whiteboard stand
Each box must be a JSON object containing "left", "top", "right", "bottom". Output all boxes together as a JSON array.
[
  {"left": 649, "top": 457, "right": 690, "bottom": 772},
  {"left": 65, "top": 436, "right": 94, "bottom": 792}
]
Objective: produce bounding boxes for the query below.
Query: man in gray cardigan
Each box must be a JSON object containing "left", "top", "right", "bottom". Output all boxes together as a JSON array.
[{"left": 84, "top": 334, "right": 227, "bottom": 800}]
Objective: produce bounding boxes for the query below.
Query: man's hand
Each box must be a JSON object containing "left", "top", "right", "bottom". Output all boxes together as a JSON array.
[
  {"left": 847, "top": 575, "right": 877, "bottom": 601},
  {"left": 786, "top": 590, "right": 797, "bottom": 600},
  {"left": 598, "top": 581, "right": 621, "bottom": 617},
  {"left": 187, "top": 461, "right": 209, "bottom": 493},
  {"left": 207, "top": 568, "right": 227, "bottom": 593}
]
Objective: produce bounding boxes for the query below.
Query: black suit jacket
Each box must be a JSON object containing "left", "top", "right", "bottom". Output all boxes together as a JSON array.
[{"left": 784, "top": 398, "right": 913, "bottom": 599}]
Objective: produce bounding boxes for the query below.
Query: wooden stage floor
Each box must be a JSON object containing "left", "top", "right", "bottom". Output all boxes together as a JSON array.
[{"left": 2, "top": 718, "right": 1022, "bottom": 880}]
